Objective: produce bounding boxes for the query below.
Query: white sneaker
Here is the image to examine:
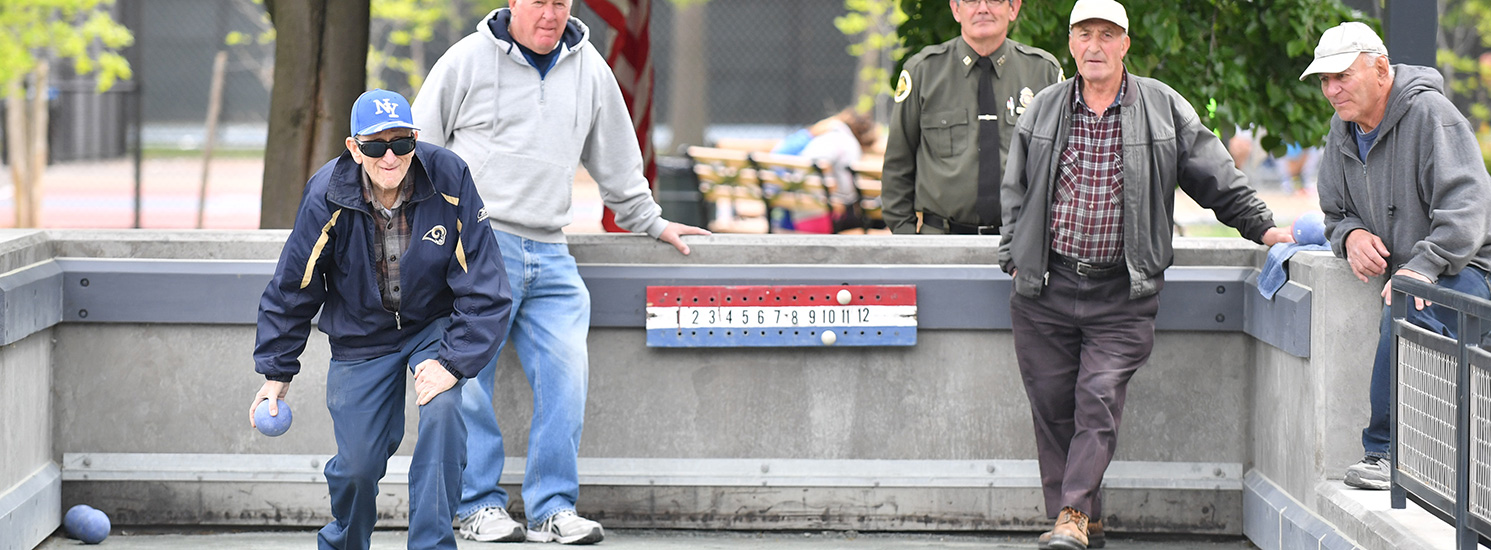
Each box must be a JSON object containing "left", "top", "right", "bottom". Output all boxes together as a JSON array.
[
  {"left": 1344, "top": 456, "right": 1391, "bottom": 490},
  {"left": 457, "top": 506, "right": 526, "bottom": 542},
  {"left": 525, "top": 510, "right": 604, "bottom": 545}
]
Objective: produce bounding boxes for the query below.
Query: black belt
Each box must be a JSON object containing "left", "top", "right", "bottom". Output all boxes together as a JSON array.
[
  {"left": 1050, "top": 253, "right": 1124, "bottom": 278},
  {"left": 922, "top": 212, "right": 999, "bottom": 235}
]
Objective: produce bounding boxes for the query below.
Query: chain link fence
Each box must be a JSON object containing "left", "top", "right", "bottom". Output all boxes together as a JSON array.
[{"left": 9, "top": 0, "right": 875, "bottom": 229}]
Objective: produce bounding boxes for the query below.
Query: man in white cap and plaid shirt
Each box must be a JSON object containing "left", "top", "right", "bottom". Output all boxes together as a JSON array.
[
  {"left": 1000, "top": 1, "right": 1292, "bottom": 548},
  {"left": 1303, "top": 22, "right": 1491, "bottom": 491}
]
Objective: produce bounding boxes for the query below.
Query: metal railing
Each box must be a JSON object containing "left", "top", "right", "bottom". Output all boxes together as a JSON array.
[{"left": 1391, "top": 274, "right": 1491, "bottom": 549}]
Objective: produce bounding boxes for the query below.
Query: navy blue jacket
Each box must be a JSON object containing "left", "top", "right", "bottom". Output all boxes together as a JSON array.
[{"left": 254, "top": 141, "right": 511, "bottom": 381}]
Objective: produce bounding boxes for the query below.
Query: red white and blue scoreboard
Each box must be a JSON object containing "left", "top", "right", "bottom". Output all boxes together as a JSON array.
[{"left": 645, "top": 285, "right": 917, "bottom": 347}]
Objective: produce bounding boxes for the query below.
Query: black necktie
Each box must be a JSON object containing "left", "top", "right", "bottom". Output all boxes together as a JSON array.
[{"left": 974, "top": 56, "right": 1000, "bottom": 227}]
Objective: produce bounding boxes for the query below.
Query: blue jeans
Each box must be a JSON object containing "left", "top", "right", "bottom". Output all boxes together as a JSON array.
[
  {"left": 459, "top": 229, "right": 590, "bottom": 527},
  {"left": 1363, "top": 266, "right": 1491, "bottom": 458},
  {"left": 318, "top": 318, "right": 466, "bottom": 550}
]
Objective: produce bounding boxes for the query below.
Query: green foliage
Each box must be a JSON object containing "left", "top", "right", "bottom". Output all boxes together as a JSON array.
[
  {"left": 836, "top": 0, "right": 908, "bottom": 113},
  {"left": 0, "top": 0, "right": 134, "bottom": 91},
  {"left": 895, "top": 0, "right": 1365, "bottom": 154},
  {"left": 367, "top": 0, "right": 507, "bottom": 93},
  {"left": 1439, "top": 0, "right": 1491, "bottom": 169},
  {"left": 224, "top": 0, "right": 275, "bottom": 48}
]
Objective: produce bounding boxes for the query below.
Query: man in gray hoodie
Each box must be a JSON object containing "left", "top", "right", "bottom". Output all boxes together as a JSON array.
[
  {"left": 413, "top": 0, "right": 709, "bottom": 544},
  {"left": 1304, "top": 22, "right": 1491, "bottom": 491}
]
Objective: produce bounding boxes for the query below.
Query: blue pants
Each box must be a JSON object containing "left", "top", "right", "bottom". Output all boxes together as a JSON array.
[
  {"left": 318, "top": 318, "right": 467, "bottom": 550},
  {"left": 460, "top": 229, "right": 590, "bottom": 527},
  {"left": 1363, "top": 267, "right": 1491, "bottom": 458}
]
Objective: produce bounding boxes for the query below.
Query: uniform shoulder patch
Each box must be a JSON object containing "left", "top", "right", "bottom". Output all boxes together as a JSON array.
[{"left": 894, "top": 70, "right": 912, "bottom": 103}]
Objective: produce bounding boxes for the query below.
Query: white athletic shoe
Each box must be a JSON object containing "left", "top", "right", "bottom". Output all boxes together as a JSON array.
[
  {"left": 457, "top": 506, "right": 526, "bottom": 542},
  {"left": 525, "top": 510, "right": 604, "bottom": 545},
  {"left": 1344, "top": 456, "right": 1391, "bottom": 490}
]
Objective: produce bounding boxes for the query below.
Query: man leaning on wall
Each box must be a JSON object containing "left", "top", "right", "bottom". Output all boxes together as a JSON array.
[
  {"left": 412, "top": 0, "right": 709, "bottom": 544},
  {"left": 1303, "top": 21, "right": 1491, "bottom": 492},
  {"left": 1000, "top": 1, "right": 1293, "bottom": 548}
]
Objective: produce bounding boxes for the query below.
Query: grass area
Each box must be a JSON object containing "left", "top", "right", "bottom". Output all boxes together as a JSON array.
[
  {"left": 1176, "top": 223, "right": 1242, "bottom": 238},
  {"left": 141, "top": 147, "right": 266, "bottom": 159}
]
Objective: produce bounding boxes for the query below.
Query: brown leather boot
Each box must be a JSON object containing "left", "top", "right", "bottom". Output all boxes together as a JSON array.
[
  {"left": 1047, "top": 507, "right": 1089, "bottom": 550},
  {"left": 1038, "top": 518, "right": 1104, "bottom": 549}
]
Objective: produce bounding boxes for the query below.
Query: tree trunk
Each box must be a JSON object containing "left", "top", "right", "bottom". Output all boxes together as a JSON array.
[
  {"left": 6, "top": 64, "right": 49, "bottom": 228},
  {"left": 28, "top": 63, "right": 48, "bottom": 228},
  {"left": 259, "top": 0, "right": 369, "bottom": 229},
  {"left": 666, "top": 2, "right": 707, "bottom": 152},
  {"left": 5, "top": 81, "right": 27, "bottom": 227},
  {"left": 200, "top": 51, "right": 229, "bottom": 229},
  {"left": 851, "top": 13, "right": 882, "bottom": 115}
]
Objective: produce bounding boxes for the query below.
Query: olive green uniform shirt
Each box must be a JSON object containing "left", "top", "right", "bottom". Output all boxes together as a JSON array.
[{"left": 883, "top": 37, "right": 1062, "bottom": 234}]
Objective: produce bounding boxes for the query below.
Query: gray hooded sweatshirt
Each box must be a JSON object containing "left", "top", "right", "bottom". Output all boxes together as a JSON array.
[
  {"left": 413, "top": 9, "right": 668, "bottom": 243},
  {"left": 1319, "top": 64, "right": 1491, "bottom": 281}
]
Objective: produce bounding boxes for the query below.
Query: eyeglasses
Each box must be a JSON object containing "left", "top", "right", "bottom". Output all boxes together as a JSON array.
[
  {"left": 354, "top": 135, "right": 417, "bottom": 158},
  {"left": 959, "top": 0, "right": 1010, "bottom": 6}
]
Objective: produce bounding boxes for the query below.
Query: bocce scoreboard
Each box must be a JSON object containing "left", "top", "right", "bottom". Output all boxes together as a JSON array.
[{"left": 645, "top": 284, "right": 917, "bottom": 347}]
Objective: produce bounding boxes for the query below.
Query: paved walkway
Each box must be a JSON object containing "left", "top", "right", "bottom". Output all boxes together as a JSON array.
[
  {"left": 36, "top": 529, "right": 1255, "bottom": 549},
  {"left": 0, "top": 158, "right": 1317, "bottom": 234}
]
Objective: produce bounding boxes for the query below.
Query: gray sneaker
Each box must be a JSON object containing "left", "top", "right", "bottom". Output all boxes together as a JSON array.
[
  {"left": 526, "top": 510, "right": 604, "bottom": 545},
  {"left": 458, "top": 506, "right": 526, "bottom": 542},
  {"left": 1344, "top": 456, "right": 1391, "bottom": 490}
]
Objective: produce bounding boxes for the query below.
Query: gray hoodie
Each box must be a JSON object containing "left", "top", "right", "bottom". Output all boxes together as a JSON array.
[
  {"left": 413, "top": 9, "right": 668, "bottom": 243},
  {"left": 1319, "top": 64, "right": 1491, "bottom": 281}
]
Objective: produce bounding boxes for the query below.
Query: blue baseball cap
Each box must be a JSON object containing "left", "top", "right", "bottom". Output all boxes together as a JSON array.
[{"left": 349, "top": 89, "right": 419, "bottom": 137}]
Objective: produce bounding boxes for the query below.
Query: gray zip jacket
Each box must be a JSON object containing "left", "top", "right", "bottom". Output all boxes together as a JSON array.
[
  {"left": 1000, "top": 73, "right": 1276, "bottom": 299},
  {"left": 1319, "top": 64, "right": 1491, "bottom": 281},
  {"left": 413, "top": 9, "right": 667, "bottom": 243}
]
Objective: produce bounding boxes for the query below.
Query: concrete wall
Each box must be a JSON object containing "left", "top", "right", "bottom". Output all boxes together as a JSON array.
[
  {"left": 1248, "top": 251, "right": 1379, "bottom": 504},
  {"left": 0, "top": 231, "right": 61, "bottom": 550},
  {"left": 0, "top": 231, "right": 1383, "bottom": 545}
]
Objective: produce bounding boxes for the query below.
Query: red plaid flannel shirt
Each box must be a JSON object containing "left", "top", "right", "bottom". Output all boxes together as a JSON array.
[{"left": 1050, "top": 73, "right": 1127, "bottom": 264}]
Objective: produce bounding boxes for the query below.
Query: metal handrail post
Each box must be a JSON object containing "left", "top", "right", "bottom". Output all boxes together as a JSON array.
[
  {"left": 1456, "top": 310, "right": 1481, "bottom": 549},
  {"left": 1392, "top": 285, "right": 1408, "bottom": 509}
]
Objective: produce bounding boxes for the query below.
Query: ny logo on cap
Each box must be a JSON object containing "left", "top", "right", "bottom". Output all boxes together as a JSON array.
[{"left": 374, "top": 99, "right": 400, "bottom": 117}]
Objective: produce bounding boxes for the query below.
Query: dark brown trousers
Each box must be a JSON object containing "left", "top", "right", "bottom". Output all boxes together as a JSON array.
[{"left": 1009, "top": 260, "right": 1160, "bottom": 519}]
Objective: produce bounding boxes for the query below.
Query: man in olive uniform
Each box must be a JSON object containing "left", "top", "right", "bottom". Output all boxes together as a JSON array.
[{"left": 882, "top": 0, "right": 1062, "bottom": 235}]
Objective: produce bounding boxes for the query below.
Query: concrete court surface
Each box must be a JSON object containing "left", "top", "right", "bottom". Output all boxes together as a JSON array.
[{"left": 35, "top": 529, "right": 1256, "bottom": 549}]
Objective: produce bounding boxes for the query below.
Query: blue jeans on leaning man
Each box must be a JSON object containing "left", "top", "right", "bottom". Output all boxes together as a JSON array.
[
  {"left": 459, "top": 228, "right": 591, "bottom": 527},
  {"left": 1364, "top": 265, "right": 1491, "bottom": 458},
  {"left": 319, "top": 317, "right": 466, "bottom": 550}
]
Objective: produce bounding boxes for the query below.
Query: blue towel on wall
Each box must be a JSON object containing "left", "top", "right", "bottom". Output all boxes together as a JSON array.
[{"left": 1259, "top": 242, "right": 1332, "bottom": 299}]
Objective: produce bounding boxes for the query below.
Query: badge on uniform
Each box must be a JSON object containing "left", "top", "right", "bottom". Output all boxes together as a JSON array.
[
  {"left": 894, "top": 70, "right": 912, "bottom": 103},
  {"left": 1018, "top": 87, "right": 1034, "bottom": 115}
]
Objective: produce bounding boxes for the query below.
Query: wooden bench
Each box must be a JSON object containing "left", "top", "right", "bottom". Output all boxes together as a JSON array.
[
  {"left": 749, "top": 152, "right": 835, "bottom": 233},
  {"left": 686, "top": 146, "right": 768, "bottom": 233},
  {"left": 849, "top": 160, "right": 885, "bottom": 233}
]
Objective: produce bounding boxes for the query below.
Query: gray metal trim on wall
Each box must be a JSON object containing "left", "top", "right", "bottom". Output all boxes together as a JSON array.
[
  {"left": 0, "top": 260, "right": 62, "bottom": 346},
  {"left": 57, "top": 258, "right": 273, "bottom": 324},
  {"left": 1244, "top": 273, "right": 1313, "bottom": 358},
  {"left": 0, "top": 259, "right": 1309, "bottom": 355},
  {"left": 0, "top": 463, "right": 61, "bottom": 550}
]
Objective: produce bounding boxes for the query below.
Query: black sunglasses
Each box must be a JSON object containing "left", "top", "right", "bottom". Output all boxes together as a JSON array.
[{"left": 355, "top": 135, "right": 417, "bottom": 158}]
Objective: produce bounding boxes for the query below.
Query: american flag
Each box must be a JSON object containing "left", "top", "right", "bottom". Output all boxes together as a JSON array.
[{"left": 586, "top": 0, "right": 654, "bottom": 233}]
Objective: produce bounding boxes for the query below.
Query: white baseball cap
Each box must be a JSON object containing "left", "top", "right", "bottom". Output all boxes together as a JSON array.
[
  {"left": 1299, "top": 22, "right": 1388, "bottom": 81},
  {"left": 1069, "top": 0, "right": 1128, "bottom": 33}
]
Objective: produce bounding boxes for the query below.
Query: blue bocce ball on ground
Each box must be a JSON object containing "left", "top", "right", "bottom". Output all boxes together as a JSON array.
[
  {"left": 63, "top": 504, "right": 110, "bottom": 544},
  {"left": 254, "top": 398, "right": 293, "bottom": 437}
]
